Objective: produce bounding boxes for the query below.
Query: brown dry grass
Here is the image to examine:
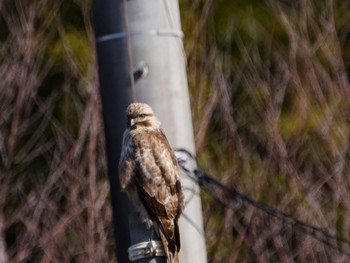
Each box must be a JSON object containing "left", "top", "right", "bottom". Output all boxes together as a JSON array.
[
  {"left": 183, "top": 0, "right": 350, "bottom": 262},
  {"left": 0, "top": 1, "right": 114, "bottom": 262},
  {"left": 1, "top": 0, "right": 350, "bottom": 262}
]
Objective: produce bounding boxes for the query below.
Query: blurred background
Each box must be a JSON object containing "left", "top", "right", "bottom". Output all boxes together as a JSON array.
[{"left": 1, "top": 0, "right": 350, "bottom": 262}]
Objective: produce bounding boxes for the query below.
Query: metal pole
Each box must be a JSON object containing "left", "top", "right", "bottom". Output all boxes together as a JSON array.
[
  {"left": 92, "top": 1, "right": 131, "bottom": 262},
  {"left": 126, "top": 0, "right": 208, "bottom": 262}
]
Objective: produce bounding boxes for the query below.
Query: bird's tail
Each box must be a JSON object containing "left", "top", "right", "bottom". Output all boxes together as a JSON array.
[
  {"left": 158, "top": 229, "right": 179, "bottom": 263},
  {"left": 154, "top": 216, "right": 181, "bottom": 262}
]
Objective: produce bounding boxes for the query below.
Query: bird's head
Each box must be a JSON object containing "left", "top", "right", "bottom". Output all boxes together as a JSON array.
[{"left": 125, "top": 103, "right": 161, "bottom": 129}]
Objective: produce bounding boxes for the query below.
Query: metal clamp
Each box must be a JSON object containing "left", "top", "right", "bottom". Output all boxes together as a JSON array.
[{"left": 128, "top": 240, "right": 166, "bottom": 261}]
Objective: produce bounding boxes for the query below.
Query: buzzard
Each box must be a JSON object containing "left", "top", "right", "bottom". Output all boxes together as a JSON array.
[{"left": 119, "top": 102, "right": 184, "bottom": 263}]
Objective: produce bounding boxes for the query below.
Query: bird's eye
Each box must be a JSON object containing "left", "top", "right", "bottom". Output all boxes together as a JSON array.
[{"left": 140, "top": 114, "right": 145, "bottom": 118}]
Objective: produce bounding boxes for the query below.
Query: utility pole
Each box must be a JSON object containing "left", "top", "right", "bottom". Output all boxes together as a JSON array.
[
  {"left": 125, "top": 1, "right": 207, "bottom": 262},
  {"left": 93, "top": 0, "right": 207, "bottom": 262}
]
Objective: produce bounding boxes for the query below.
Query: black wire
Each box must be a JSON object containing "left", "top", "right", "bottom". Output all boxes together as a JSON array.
[
  {"left": 175, "top": 148, "right": 350, "bottom": 257},
  {"left": 196, "top": 170, "right": 350, "bottom": 257}
]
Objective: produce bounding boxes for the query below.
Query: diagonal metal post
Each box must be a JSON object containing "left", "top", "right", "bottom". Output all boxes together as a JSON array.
[{"left": 92, "top": 1, "right": 131, "bottom": 262}]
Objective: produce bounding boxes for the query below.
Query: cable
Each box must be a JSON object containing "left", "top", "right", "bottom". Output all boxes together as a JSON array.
[
  {"left": 175, "top": 148, "right": 350, "bottom": 257},
  {"left": 196, "top": 169, "right": 350, "bottom": 257}
]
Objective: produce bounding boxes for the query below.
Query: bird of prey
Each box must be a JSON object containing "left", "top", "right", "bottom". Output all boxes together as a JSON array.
[{"left": 119, "top": 102, "right": 184, "bottom": 263}]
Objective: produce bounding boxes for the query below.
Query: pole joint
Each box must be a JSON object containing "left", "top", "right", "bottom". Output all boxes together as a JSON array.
[{"left": 96, "top": 29, "right": 184, "bottom": 43}]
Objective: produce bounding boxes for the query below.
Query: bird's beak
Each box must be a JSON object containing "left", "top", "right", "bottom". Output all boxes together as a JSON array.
[{"left": 130, "top": 118, "right": 136, "bottom": 127}]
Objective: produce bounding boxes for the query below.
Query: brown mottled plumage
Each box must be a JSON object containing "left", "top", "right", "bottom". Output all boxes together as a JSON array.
[{"left": 119, "top": 103, "right": 184, "bottom": 263}]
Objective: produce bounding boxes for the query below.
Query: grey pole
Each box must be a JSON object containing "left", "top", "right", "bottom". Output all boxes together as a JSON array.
[
  {"left": 93, "top": 0, "right": 207, "bottom": 262},
  {"left": 126, "top": 0, "right": 207, "bottom": 262}
]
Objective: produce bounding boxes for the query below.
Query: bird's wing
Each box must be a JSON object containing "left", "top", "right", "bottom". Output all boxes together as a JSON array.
[
  {"left": 133, "top": 129, "right": 183, "bottom": 217},
  {"left": 132, "top": 129, "right": 184, "bottom": 254},
  {"left": 118, "top": 130, "right": 135, "bottom": 190}
]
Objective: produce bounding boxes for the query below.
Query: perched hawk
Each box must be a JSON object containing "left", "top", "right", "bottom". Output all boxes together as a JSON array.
[{"left": 119, "top": 102, "right": 184, "bottom": 263}]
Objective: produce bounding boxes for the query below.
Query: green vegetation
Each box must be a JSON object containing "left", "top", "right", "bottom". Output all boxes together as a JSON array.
[{"left": 1, "top": 0, "right": 350, "bottom": 262}]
